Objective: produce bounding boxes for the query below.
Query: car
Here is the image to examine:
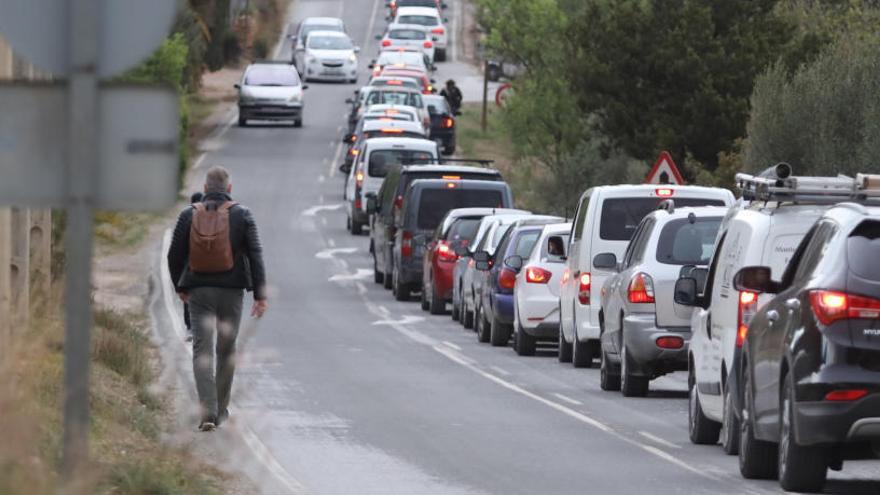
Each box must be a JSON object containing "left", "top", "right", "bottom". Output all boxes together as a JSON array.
[
  {"left": 559, "top": 184, "right": 734, "bottom": 368},
  {"left": 344, "top": 137, "right": 438, "bottom": 235},
  {"left": 377, "top": 67, "right": 436, "bottom": 94},
  {"left": 389, "top": 0, "right": 446, "bottom": 19},
  {"left": 598, "top": 204, "right": 726, "bottom": 397},
  {"left": 290, "top": 17, "right": 346, "bottom": 59},
  {"left": 341, "top": 119, "right": 427, "bottom": 174},
  {"left": 235, "top": 61, "right": 308, "bottom": 127},
  {"left": 511, "top": 222, "right": 571, "bottom": 356},
  {"left": 363, "top": 104, "right": 419, "bottom": 123},
  {"left": 347, "top": 86, "right": 428, "bottom": 132},
  {"left": 731, "top": 195, "right": 880, "bottom": 492},
  {"left": 379, "top": 24, "right": 435, "bottom": 63},
  {"left": 473, "top": 216, "right": 565, "bottom": 346},
  {"left": 393, "top": 6, "right": 449, "bottom": 61},
  {"left": 369, "top": 49, "right": 431, "bottom": 78},
  {"left": 423, "top": 94, "right": 455, "bottom": 155},
  {"left": 389, "top": 178, "right": 515, "bottom": 301},
  {"left": 675, "top": 165, "right": 880, "bottom": 457},
  {"left": 296, "top": 30, "right": 359, "bottom": 83},
  {"left": 456, "top": 211, "right": 532, "bottom": 329},
  {"left": 369, "top": 164, "right": 505, "bottom": 290},
  {"left": 369, "top": 76, "right": 424, "bottom": 92}
]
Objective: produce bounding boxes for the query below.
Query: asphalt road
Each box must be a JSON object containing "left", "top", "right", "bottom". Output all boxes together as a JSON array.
[{"left": 157, "top": 0, "right": 880, "bottom": 493}]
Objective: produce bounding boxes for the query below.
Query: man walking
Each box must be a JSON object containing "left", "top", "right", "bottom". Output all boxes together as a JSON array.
[
  {"left": 167, "top": 166, "right": 268, "bottom": 431},
  {"left": 440, "top": 79, "right": 463, "bottom": 115}
]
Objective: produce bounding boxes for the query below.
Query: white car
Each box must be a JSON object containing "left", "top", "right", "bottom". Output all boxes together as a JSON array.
[
  {"left": 363, "top": 104, "right": 419, "bottom": 123},
  {"left": 236, "top": 62, "right": 307, "bottom": 127},
  {"left": 370, "top": 49, "right": 431, "bottom": 78},
  {"left": 393, "top": 6, "right": 448, "bottom": 61},
  {"left": 380, "top": 24, "right": 435, "bottom": 63},
  {"left": 298, "top": 31, "right": 359, "bottom": 83},
  {"left": 345, "top": 137, "right": 438, "bottom": 235},
  {"left": 511, "top": 222, "right": 571, "bottom": 356},
  {"left": 290, "top": 17, "right": 346, "bottom": 55},
  {"left": 678, "top": 165, "right": 880, "bottom": 454},
  {"left": 357, "top": 86, "right": 430, "bottom": 131},
  {"left": 369, "top": 75, "right": 424, "bottom": 92},
  {"left": 559, "top": 184, "right": 735, "bottom": 368}
]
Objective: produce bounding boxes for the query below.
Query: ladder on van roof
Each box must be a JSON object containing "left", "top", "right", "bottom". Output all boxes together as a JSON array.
[{"left": 736, "top": 172, "right": 880, "bottom": 204}]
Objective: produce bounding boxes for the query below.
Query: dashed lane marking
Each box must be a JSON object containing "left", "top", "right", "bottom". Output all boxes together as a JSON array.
[
  {"left": 441, "top": 341, "right": 461, "bottom": 351},
  {"left": 639, "top": 431, "right": 681, "bottom": 450},
  {"left": 302, "top": 203, "right": 344, "bottom": 216},
  {"left": 552, "top": 393, "right": 583, "bottom": 406},
  {"left": 315, "top": 247, "right": 358, "bottom": 260},
  {"left": 489, "top": 366, "right": 510, "bottom": 377}
]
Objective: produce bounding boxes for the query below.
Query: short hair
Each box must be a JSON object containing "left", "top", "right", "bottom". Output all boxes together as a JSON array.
[{"left": 205, "top": 166, "right": 230, "bottom": 194}]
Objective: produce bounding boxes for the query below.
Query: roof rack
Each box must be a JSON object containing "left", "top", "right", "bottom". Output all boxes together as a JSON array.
[
  {"left": 401, "top": 158, "right": 496, "bottom": 167},
  {"left": 735, "top": 171, "right": 880, "bottom": 204}
]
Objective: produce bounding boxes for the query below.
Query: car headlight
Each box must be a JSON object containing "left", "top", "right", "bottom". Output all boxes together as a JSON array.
[
  {"left": 289, "top": 93, "right": 302, "bottom": 103},
  {"left": 349, "top": 53, "right": 357, "bottom": 63},
  {"left": 307, "top": 55, "right": 317, "bottom": 64}
]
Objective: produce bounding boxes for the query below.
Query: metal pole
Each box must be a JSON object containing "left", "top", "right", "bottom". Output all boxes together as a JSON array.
[
  {"left": 481, "top": 59, "right": 488, "bottom": 132},
  {"left": 62, "top": 0, "right": 99, "bottom": 478}
]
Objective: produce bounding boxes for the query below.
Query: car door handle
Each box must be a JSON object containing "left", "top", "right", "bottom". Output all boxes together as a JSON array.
[
  {"left": 766, "top": 310, "right": 780, "bottom": 324},
  {"left": 784, "top": 299, "right": 801, "bottom": 311}
]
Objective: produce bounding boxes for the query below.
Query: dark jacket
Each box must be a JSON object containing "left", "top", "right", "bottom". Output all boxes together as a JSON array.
[{"left": 167, "top": 192, "right": 267, "bottom": 300}]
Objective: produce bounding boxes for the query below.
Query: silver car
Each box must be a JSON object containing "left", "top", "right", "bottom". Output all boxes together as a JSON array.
[
  {"left": 236, "top": 62, "right": 308, "bottom": 127},
  {"left": 598, "top": 204, "right": 727, "bottom": 397}
]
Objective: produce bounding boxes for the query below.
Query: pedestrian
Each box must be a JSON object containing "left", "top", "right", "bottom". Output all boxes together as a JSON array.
[
  {"left": 167, "top": 166, "right": 268, "bottom": 432},
  {"left": 440, "top": 79, "right": 463, "bottom": 115},
  {"left": 182, "top": 191, "right": 204, "bottom": 343}
]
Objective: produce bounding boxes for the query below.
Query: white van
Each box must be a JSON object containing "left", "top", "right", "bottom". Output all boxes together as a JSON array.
[
  {"left": 678, "top": 167, "right": 880, "bottom": 454},
  {"left": 559, "top": 184, "right": 735, "bottom": 368},
  {"left": 345, "top": 137, "right": 438, "bottom": 234}
]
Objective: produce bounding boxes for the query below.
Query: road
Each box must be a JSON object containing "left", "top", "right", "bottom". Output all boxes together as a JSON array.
[{"left": 153, "top": 0, "right": 880, "bottom": 493}]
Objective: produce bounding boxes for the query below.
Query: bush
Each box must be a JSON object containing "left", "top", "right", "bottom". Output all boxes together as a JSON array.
[
  {"left": 253, "top": 37, "right": 270, "bottom": 59},
  {"left": 222, "top": 31, "right": 242, "bottom": 65}
]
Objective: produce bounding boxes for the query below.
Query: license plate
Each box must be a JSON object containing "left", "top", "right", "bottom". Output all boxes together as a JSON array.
[{"left": 324, "top": 68, "right": 344, "bottom": 75}]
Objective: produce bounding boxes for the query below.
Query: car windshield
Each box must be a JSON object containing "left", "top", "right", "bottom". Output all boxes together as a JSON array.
[
  {"left": 847, "top": 220, "right": 880, "bottom": 279},
  {"left": 390, "top": 29, "right": 426, "bottom": 40},
  {"left": 301, "top": 24, "right": 342, "bottom": 40},
  {"left": 398, "top": 15, "right": 439, "bottom": 26},
  {"left": 371, "top": 79, "right": 421, "bottom": 90},
  {"left": 417, "top": 189, "right": 503, "bottom": 230},
  {"left": 244, "top": 66, "right": 300, "bottom": 86},
  {"left": 656, "top": 217, "right": 722, "bottom": 265},
  {"left": 369, "top": 149, "right": 435, "bottom": 177},
  {"left": 426, "top": 98, "right": 450, "bottom": 115},
  {"left": 308, "top": 35, "right": 352, "bottom": 50},
  {"left": 599, "top": 197, "right": 726, "bottom": 241},
  {"left": 379, "top": 52, "right": 425, "bottom": 67}
]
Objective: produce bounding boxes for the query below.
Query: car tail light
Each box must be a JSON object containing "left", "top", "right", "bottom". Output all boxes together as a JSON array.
[
  {"left": 350, "top": 148, "right": 359, "bottom": 156},
  {"left": 446, "top": 182, "right": 456, "bottom": 189},
  {"left": 381, "top": 128, "right": 404, "bottom": 134},
  {"left": 442, "top": 117, "right": 454, "bottom": 129},
  {"left": 824, "top": 389, "right": 868, "bottom": 402},
  {"left": 424, "top": 41, "right": 433, "bottom": 49},
  {"left": 809, "top": 290, "right": 880, "bottom": 325},
  {"left": 402, "top": 231, "right": 413, "bottom": 258},
  {"left": 498, "top": 268, "right": 517, "bottom": 290},
  {"left": 627, "top": 273, "right": 655, "bottom": 304},
  {"left": 656, "top": 336, "right": 684, "bottom": 349},
  {"left": 431, "top": 27, "right": 444, "bottom": 35},
  {"left": 578, "top": 272, "right": 591, "bottom": 305},
  {"left": 382, "top": 39, "right": 391, "bottom": 47},
  {"left": 394, "top": 195, "right": 403, "bottom": 209},
  {"left": 355, "top": 197, "right": 362, "bottom": 210},
  {"left": 355, "top": 171, "right": 364, "bottom": 187},
  {"left": 436, "top": 241, "right": 457, "bottom": 262},
  {"left": 736, "top": 290, "right": 758, "bottom": 347},
  {"left": 525, "top": 266, "right": 552, "bottom": 284},
  {"left": 655, "top": 188, "right": 674, "bottom": 197},
  {"left": 387, "top": 80, "right": 403, "bottom": 85}
]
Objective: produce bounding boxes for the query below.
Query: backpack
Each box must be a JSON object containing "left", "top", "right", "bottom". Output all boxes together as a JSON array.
[{"left": 189, "top": 201, "right": 237, "bottom": 273}]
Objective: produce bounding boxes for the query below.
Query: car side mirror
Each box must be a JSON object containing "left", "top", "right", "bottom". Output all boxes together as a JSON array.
[
  {"left": 504, "top": 255, "right": 523, "bottom": 271},
  {"left": 674, "top": 278, "right": 699, "bottom": 306},
  {"left": 345, "top": 98, "right": 354, "bottom": 104},
  {"left": 366, "top": 193, "right": 378, "bottom": 214},
  {"left": 443, "top": 18, "right": 449, "bottom": 23},
  {"left": 454, "top": 110, "right": 462, "bottom": 117},
  {"left": 302, "top": 85, "right": 309, "bottom": 90},
  {"left": 339, "top": 163, "right": 351, "bottom": 174},
  {"left": 368, "top": 62, "right": 375, "bottom": 69},
  {"left": 354, "top": 46, "right": 361, "bottom": 53},
  {"left": 343, "top": 133, "right": 355, "bottom": 143},
  {"left": 734, "top": 266, "right": 779, "bottom": 294},
  {"left": 441, "top": 2, "right": 448, "bottom": 8},
  {"left": 375, "top": 34, "right": 383, "bottom": 40},
  {"left": 593, "top": 252, "right": 618, "bottom": 270},
  {"left": 234, "top": 83, "right": 241, "bottom": 89}
]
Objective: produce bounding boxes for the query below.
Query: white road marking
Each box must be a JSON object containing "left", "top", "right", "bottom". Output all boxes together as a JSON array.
[
  {"left": 329, "top": 269, "right": 373, "bottom": 283},
  {"left": 321, "top": 217, "right": 328, "bottom": 226},
  {"left": 552, "top": 393, "right": 583, "bottom": 406},
  {"left": 329, "top": 140, "right": 336, "bottom": 148},
  {"left": 327, "top": 238, "right": 336, "bottom": 247},
  {"left": 302, "top": 203, "right": 344, "bottom": 216},
  {"left": 329, "top": 141, "right": 345, "bottom": 175},
  {"left": 638, "top": 431, "right": 681, "bottom": 450},
  {"left": 318, "top": 175, "right": 326, "bottom": 183},
  {"left": 371, "top": 315, "right": 426, "bottom": 326},
  {"left": 489, "top": 366, "right": 510, "bottom": 377},
  {"left": 441, "top": 341, "right": 461, "bottom": 351},
  {"left": 364, "top": 0, "right": 381, "bottom": 50},
  {"left": 315, "top": 247, "right": 358, "bottom": 260}
]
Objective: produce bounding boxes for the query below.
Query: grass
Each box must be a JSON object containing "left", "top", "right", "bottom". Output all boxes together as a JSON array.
[{"left": 94, "top": 212, "right": 160, "bottom": 250}]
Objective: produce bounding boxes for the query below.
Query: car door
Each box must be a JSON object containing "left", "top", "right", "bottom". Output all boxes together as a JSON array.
[
  {"left": 561, "top": 193, "right": 590, "bottom": 341},
  {"left": 694, "top": 232, "right": 728, "bottom": 419},
  {"left": 607, "top": 218, "right": 652, "bottom": 354}
]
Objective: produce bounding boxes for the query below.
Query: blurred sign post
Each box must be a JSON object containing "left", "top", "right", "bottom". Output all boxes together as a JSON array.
[{"left": 0, "top": 0, "right": 177, "bottom": 478}]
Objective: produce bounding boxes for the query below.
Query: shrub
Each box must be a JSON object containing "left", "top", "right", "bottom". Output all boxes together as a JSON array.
[{"left": 253, "top": 37, "right": 270, "bottom": 59}]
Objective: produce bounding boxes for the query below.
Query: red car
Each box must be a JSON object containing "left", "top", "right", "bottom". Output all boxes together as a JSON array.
[{"left": 378, "top": 67, "right": 435, "bottom": 94}]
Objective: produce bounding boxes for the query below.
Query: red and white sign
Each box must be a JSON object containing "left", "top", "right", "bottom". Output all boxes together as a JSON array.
[{"left": 645, "top": 151, "right": 684, "bottom": 185}]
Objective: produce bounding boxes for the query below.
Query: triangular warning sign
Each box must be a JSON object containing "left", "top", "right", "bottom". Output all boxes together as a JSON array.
[{"left": 645, "top": 151, "right": 685, "bottom": 185}]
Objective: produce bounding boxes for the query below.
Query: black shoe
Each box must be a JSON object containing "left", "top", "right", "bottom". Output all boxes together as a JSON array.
[
  {"left": 217, "top": 409, "right": 230, "bottom": 426},
  {"left": 198, "top": 417, "right": 217, "bottom": 432}
]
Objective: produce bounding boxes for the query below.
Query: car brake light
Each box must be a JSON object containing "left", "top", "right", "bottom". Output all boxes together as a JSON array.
[
  {"left": 402, "top": 231, "right": 413, "bottom": 258},
  {"left": 437, "top": 241, "right": 457, "bottom": 262},
  {"left": 809, "top": 290, "right": 880, "bottom": 325},
  {"left": 578, "top": 272, "right": 591, "bottom": 305},
  {"left": 655, "top": 188, "right": 674, "bottom": 197},
  {"left": 656, "top": 336, "right": 684, "bottom": 349},
  {"left": 441, "top": 175, "right": 460, "bottom": 180},
  {"left": 355, "top": 171, "right": 364, "bottom": 186},
  {"left": 627, "top": 273, "right": 655, "bottom": 304},
  {"left": 424, "top": 41, "right": 433, "bottom": 49},
  {"left": 736, "top": 290, "right": 758, "bottom": 347},
  {"left": 824, "top": 389, "right": 869, "bottom": 402},
  {"left": 355, "top": 197, "right": 362, "bottom": 210},
  {"left": 431, "top": 27, "right": 444, "bottom": 34},
  {"left": 382, "top": 39, "right": 391, "bottom": 47},
  {"left": 394, "top": 195, "right": 403, "bottom": 209},
  {"left": 442, "top": 117, "right": 454, "bottom": 129},
  {"left": 387, "top": 80, "right": 403, "bottom": 85},
  {"left": 381, "top": 128, "right": 404, "bottom": 133},
  {"left": 498, "top": 268, "right": 517, "bottom": 290},
  {"left": 350, "top": 148, "right": 359, "bottom": 156},
  {"left": 525, "top": 266, "right": 552, "bottom": 284}
]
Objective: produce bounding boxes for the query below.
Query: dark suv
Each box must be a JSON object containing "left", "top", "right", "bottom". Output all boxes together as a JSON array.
[
  {"left": 390, "top": 179, "right": 514, "bottom": 301},
  {"left": 734, "top": 204, "right": 880, "bottom": 492},
  {"left": 368, "top": 164, "right": 503, "bottom": 289}
]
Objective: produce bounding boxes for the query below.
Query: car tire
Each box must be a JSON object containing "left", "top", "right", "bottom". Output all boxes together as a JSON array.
[
  {"left": 514, "top": 322, "right": 536, "bottom": 356},
  {"left": 451, "top": 291, "right": 461, "bottom": 321},
  {"left": 489, "top": 314, "right": 510, "bottom": 347},
  {"left": 558, "top": 325, "right": 573, "bottom": 363},
  {"left": 420, "top": 288, "right": 430, "bottom": 311},
  {"left": 238, "top": 116, "right": 247, "bottom": 127},
  {"left": 778, "top": 374, "right": 828, "bottom": 492},
  {"left": 429, "top": 286, "right": 445, "bottom": 315},
  {"left": 476, "top": 305, "right": 490, "bottom": 343},
  {"left": 571, "top": 328, "right": 594, "bottom": 368},
  {"left": 739, "top": 361, "right": 778, "bottom": 480},
  {"left": 373, "top": 255, "right": 384, "bottom": 285},
  {"left": 351, "top": 219, "right": 363, "bottom": 236},
  {"left": 463, "top": 295, "right": 475, "bottom": 329},
  {"left": 689, "top": 368, "right": 721, "bottom": 444},
  {"left": 383, "top": 268, "right": 393, "bottom": 290},
  {"left": 442, "top": 145, "right": 455, "bottom": 156},
  {"left": 435, "top": 48, "right": 446, "bottom": 62},
  {"left": 620, "top": 338, "right": 648, "bottom": 397},
  {"left": 393, "top": 267, "right": 410, "bottom": 302},
  {"left": 600, "top": 347, "right": 621, "bottom": 391},
  {"left": 294, "top": 118, "right": 303, "bottom": 128},
  {"left": 721, "top": 384, "right": 741, "bottom": 455}
]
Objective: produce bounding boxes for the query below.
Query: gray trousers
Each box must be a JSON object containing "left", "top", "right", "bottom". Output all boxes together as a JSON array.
[{"left": 188, "top": 287, "right": 244, "bottom": 420}]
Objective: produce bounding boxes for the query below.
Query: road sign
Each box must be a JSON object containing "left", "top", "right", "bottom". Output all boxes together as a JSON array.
[
  {"left": 645, "top": 151, "right": 685, "bottom": 185},
  {"left": 0, "top": 83, "right": 179, "bottom": 209},
  {"left": 0, "top": 0, "right": 177, "bottom": 77}
]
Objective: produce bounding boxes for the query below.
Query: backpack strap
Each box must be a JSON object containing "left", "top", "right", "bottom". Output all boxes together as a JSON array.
[{"left": 219, "top": 201, "right": 238, "bottom": 212}]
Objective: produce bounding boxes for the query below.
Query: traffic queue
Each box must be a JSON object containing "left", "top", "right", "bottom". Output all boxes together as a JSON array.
[{"left": 291, "top": 2, "right": 880, "bottom": 492}]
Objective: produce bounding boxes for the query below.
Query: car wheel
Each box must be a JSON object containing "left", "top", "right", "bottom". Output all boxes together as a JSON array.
[
  {"left": 600, "top": 347, "right": 621, "bottom": 391},
  {"left": 351, "top": 219, "right": 363, "bottom": 236},
  {"left": 429, "top": 285, "right": 445, "bottom": 315},
  {"left": 489, "top": 314, "right": 511, "bottom": 347},
  {"left": 238, "top": 116, "right": 247, "bottom": 127},
  {"left": 571, "top": 327, "right": 594, "bottom": 368},
  {"left": 451, "top": 290, "right": 461, "bottom": 321},
  {"left": 393, "top": 266, "right": 410, "bottom": 302},
  {"left": 620, "top": 338, "right": 648, "bottom": 397},
  {"left": 476, "top": 305, "right": 490, "bottom": 343},
  {"left": 721, "top": 383, "right": 741, "bottom": 455},
  {"left": 294, "top": 118, "right": 303, "bottom": 128},
  {"left": 739, "top": 361, "right": 778, "bottom": 479},
  {"left": 435, "top": 48, "right": 446, "bottom": 62},
  {"left": 689, "top": 368, "right": 721, "bottom": 444},
  {"left": 420, "top": 286, "right": 430, "bottom": 311},
  {"left": 778, "top": 374, "right": 828, "bottom": 492},
  {"left": 558, "top": 321, "right": 572, "bottom": 363},
  {"left": 514, "top": 322, "right": 536, "bottom": 356},
  {"left": 463, "top": 295, "right": 475, "bottom": 330},
  {"left": 373, "top": 255, "right": 384, "bottom": 284}
]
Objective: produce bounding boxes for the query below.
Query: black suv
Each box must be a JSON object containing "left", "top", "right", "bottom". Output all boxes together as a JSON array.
[{"left": 734, "top": 204, "right": 880, "bottom": 492}]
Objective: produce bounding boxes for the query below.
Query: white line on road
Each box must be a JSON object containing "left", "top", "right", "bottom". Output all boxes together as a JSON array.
[
  {"left": 638, "top": 431, "right": 681, "bottom": 450},
  {"left": 329, "top": 141, "right": 344, "bottom": 175},
  {"left": 302, "top": 203, "right": 344, "bottom": 216},
  {"left": 489, "top": 366, "right": 510, "bottom": 376},
  {"left": 315, "top": 247, "right": 358, "bottom": 259},
  {"left": 327, "top": 238, "right": 336, "bottom": 247},
  {"left": 441, "top": 341, "right": 462, "bottom": 351},
  {"left": 329, "top": 269, "right": 373, "bottom": 283},
  {"left": 552, "top": 393, "right": 583, "bottom": 406},
  {"left": 372, "top": 314, "right": 426, "bottom": 326}
]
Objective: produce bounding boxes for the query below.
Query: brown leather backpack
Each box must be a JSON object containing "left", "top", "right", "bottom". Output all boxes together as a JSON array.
[{"left": 189, "top": 201, "right": 237, "bottom": 273}]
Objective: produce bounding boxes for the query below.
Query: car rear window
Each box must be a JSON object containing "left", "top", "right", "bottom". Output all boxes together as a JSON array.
[
  {"left": 398, "top": 15, "right": 439, "bottom": 26},
  {"left": 514, "top": 230, "right": 542, "bottom": 258},
  {"left": 369, "top": 149, "right": 435, "bottom": 177},
  {"left": 400, "top": 171, "right": 501, "bottom": 194},
  {"left": 656, "top": 217, "right": 722, "bottom": 265},
  {"left": 390, "top": 29, "right": 426, "bottom": 40},
  {"left": 599, "top": 197, "right": 726, "bottom": 241},
  {"left": 417, "top": 189, "right": 503, "bottom": 230},
  {"left": 847, "top": 221, "right": 880, "bottom": 280},
  {"left": 445, "top": 218, "right": 481, "bottom": 244}
]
